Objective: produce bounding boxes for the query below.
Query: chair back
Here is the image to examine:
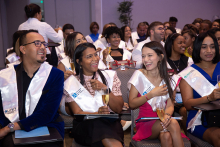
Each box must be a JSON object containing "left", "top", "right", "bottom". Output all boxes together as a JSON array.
[{"left": 111, "top": 67, "right": 137, "bottom": 103}]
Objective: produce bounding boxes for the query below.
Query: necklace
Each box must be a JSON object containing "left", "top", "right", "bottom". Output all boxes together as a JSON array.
[{"left": 171, "top": 59, "right": 180, "bottom": 71}]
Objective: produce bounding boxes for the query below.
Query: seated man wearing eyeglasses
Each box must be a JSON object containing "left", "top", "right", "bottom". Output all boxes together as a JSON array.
[{"left": 0, "top": 30, "right": 64, "bottom": 147}]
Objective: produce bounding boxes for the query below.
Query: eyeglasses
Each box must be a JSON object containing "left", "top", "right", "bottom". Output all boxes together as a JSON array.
[{"left": 22, "top": 40, "right": 48, "bottom": 48}]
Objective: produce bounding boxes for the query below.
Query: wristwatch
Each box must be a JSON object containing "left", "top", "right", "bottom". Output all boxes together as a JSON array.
[{"left": 7, "top": 123, "right": 15, "bottom": 132}]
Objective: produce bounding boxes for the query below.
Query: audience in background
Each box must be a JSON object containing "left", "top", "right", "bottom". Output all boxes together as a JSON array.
[
  {"left": 192, "top": 18, "right": 203, "bottom": 30},
  {"left": 182, "top": 29, "right": 196, "bottom": 58},
  {"left": 132, "top": 21, "right": 165, "bottom": 68},
  {"left": 102, "top": 26, "right": 132, "bottom": 64},
  {"left": 131, "top": 22, "right": 146, "bottom": 42},
  {"left": 56, "top": 23, "right": 75, "bottom": 60},
  {"left": 143, "top": 21, "right": 149, "bottom": 35},
  {"left": 179, "top": 31, "right": 220, "bottom": 146},
  {"left": 164, "top": 21, "right": 170, "bottom": 30},
  {"left": 209, "top": 28, "right": 220, "bottom": 53},
  {"left": 93, "top": 23, "right": 125, "bottom": 52},
  {"left": 18, "top": 3, "right": 63, "bottom": 65},
  {"left": 164, "top": 27, "right": 176, "bottom": 42},
  {"left": 5, "top": 30, "right": 28, "bottom": 66},
  {"left": 212, "top": 19, "right": 220, "bottom": 29},
  {"left": 121, "top": 25, "right": 137, "bottom": 51},
  {"left": 169, "top": 16, "right": 181, "bottom": 34},
  {"left": 85, "top": 22, "right": 101, "bottom": 43},
  {"left": 199, "top": 20, "right": 212, "bottom": 34}
]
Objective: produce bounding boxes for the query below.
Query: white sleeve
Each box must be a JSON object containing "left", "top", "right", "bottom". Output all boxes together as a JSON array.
[{"left": 44, "top": 23, "right": 63, "bottom": 43}]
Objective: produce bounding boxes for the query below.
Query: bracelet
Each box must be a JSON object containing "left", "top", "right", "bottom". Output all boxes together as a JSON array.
[
  {"left": 207, "top": 96, "right": 211, "bottom": 102},
  {"left": 165, "top": 113, "right": 171, "bottom": 117},
  {"left": 145, "top": 94, "right": 149, "bottom": 101}
]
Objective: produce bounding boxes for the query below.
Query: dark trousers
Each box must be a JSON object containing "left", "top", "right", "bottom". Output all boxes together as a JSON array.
[{"left": 0, "top": 132, "right": 62, "bottom": 147}]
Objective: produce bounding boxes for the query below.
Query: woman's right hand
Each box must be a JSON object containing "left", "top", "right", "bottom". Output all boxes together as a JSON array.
[
  {"left": 149, "top": 84, "right": 168, "bottom": 98},
  {"left": 64, "top": 70, "right": 75, "bottom": 80},
  {"left": 208, "top": 88, "right": 220, "bottom": 101},
  {"left": 98, "top": 106, "right": 109, "bottom": 114}
]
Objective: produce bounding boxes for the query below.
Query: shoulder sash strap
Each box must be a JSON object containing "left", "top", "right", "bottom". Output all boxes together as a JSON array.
[{"left": 179, "top": 66, "right": 217, "bottom": 97}]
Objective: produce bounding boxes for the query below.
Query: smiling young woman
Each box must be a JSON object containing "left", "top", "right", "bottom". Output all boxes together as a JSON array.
[{"left": 128, "top": 41, "right": 184, "bottom": 147}]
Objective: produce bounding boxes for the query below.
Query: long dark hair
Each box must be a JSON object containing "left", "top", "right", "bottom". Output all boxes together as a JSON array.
[
  {"left": 142, "top": 41, "right": 174, "bottom": 101},
  {"left": 121, "top": 25, "right": 134, "bottom": 47},
  {"left": 73, "top": 43, "right": 108, "bottom": 86},
  {"left": 65, "top": 32, "right": 84, "bottom": 61},
  {"left": 165, "top": 33, "right": 181, "bottom": 58},
  {"left": 24, "top": 3, "right": 41, "bottom": 18}
]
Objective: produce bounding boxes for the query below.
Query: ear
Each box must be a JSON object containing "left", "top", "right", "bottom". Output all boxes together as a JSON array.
[
  {"left": 160, "top": 54, "right": 164, "bottom": 61},
  {"left": 192, "top": 37, "right": 195, "bottom": 42},
  {"left": 150, "top": 29, "right": 154, "bottom": 36},
  {"left": 76, "top": 59, "right": 81, "bottom": 65},
  {"left": 20, "top": 46, "right": 26, "bottom": 55}
]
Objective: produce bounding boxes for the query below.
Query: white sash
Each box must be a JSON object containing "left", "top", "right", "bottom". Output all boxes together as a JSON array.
[
  {"left": 62, "top": 70, "right": 115, "bottom": 113},
  {"left": 179, "top": 66, "right": 218, "bottom": 132},
  {"left": 179, "top": 66, "right": 217, "bottom": 97},
  {"left": 6, "top": 53, "right": 20, "bottom": 63},
  {"left": 0, "top": 62, "right": 52, "bottom": 122},
  {"left": 127, "top": 70, "right": 175, "bottom": 111},
  {"left": 85, "top": 35, "right": 94, "bottom": 43},
  {"left": 60, "top": 56, "right": 72, "bottom": 71}
]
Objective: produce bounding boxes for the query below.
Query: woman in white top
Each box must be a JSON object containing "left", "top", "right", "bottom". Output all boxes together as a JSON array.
[
  {"left": 121, "top": 26, "right": 138, "bottom": 52},
  {"left": 18, "top": 3, "right": 63, "bottom": 55},
  {"left": 57, "top": 32, "right": 87, "bottom": 78},
  {"left": 85, "top": 22, "right": 101, "bottom": 43}
]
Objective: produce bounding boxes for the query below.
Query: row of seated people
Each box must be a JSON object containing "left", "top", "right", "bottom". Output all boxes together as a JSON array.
[
  {"left": 4, "top": 21, "right": 220, "bottom": 147},
  {"left": 2, "top": 3, "right": 220, "bottom": 147}
]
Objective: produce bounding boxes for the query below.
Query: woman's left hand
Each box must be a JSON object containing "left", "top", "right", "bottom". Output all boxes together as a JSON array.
[
  {"left": 162, "top": 114, "right": 171, "bottom": 128},
  {"left": 90, "top": 79, "right": 107, "bottom": 90}
]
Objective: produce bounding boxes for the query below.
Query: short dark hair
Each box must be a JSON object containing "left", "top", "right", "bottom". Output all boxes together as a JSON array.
[
  {"left": 137, "top": 22, "right": 145, "bottom": 28},
  {"left": 142, "top": 41, "right": 174, "bottom": 101},
  {"left": 209, "top": 28, "right": 220, "bottom": 35},
  {"left": 169, "top": 17, "right": 178, "bottom": 22},
  {"left": 89, "top": 22, "right": 99, "bottom": 33},
  {"left": 147, "top": 21, "right": 163, "bottom": 37},
  {"left": 65, "top": 32, "right": 84, "bottom": 59},
  {"left": 108, "top": 22, "right": 117, "bottom": 27},
  {"left": 192, "top": 31, "right": 219, "bottom": 64},
  {"left": 62, "top": 24, "right": 75, "bottom": 32},
  {"left": 192, "top": 18, "right": 203, "bottom": 24},
  {"left": 143, "top": 21, "right": 149, "bottom": 26},
  {"left": 18, "top": 30, "right": 38, "bottom": 57},
  {"left": 73, "top": 43, "right": 108, "bottom": 86},
  {"left": 166, "top": 27, "right": 177, "bottom": 33},
  {"left": 24, "top": 3, "right": 41, "bottom": 18},
  {"left": 104, "top": 26, "right": 122, "bottom": 40},
  {"left": 165, "top": 33, "right": 181, "bottom": 58},
  {"left": 181, "top": 29, "right": 197, "bottom": 39},
  {"left": 201, "top": 20, "right": 212, "bottom": 29}
]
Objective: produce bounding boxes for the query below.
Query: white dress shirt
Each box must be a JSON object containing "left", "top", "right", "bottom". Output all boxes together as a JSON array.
[
  {"left": 18, "top": 18, "right": 63, "bottom": 54},
  {"left": 131, "top": 31, "right": 140, "bottom": 41},
  {"left": 132, "top": 37, "right": 165, "bottom": 68}
]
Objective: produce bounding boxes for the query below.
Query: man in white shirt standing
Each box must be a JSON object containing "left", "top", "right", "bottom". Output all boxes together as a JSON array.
[
  {"left": 169, "top": 16, "right": 181, "bottom": 34},
  {"left": 18, "top": 3, "right": 63, "bottom": 65},
  {"left": 132, "top": 21, "right": 165, "bottom": 68},
  {"left": 131, "top": 22, "right": 146, "bottom": 42}
]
